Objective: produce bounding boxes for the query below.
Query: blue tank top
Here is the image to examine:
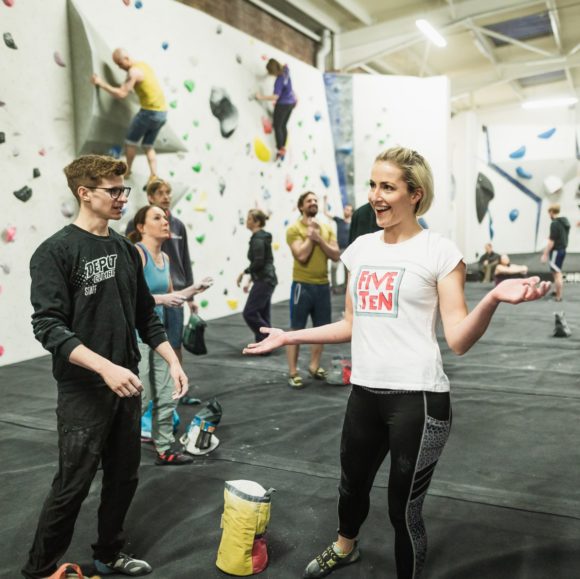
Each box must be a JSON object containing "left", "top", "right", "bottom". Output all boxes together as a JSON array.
[{"left": 137, "top": 242, "right": 170, "bottom": 322}]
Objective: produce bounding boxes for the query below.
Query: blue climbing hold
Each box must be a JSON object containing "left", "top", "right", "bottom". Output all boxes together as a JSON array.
[
  {"left": 314, "top": 112, "right": 322, "bottom": 122},
  {"left": 516, "top": 166, "right": 533, "bottom": 179},
  {"left": 509, "top": 209, "right": 519, "bottom": 222},
  {"left": 162, "top": 41, "right": 169, "bottom": 50},
  {"left": 320, "top": 174, "right": 331, "bottom": 188},
  {"left": 538, "top": 128, "right": 556, "bottom": 139},
  {"left": 509, "top": 146, "right": 526, "bottom": 159},
  {"left": 135, "top": 0, "right": 143, "bottom": 8}
]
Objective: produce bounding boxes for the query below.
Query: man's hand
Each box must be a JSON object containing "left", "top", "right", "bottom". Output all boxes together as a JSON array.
[
  {"left": 100, "top": 363, "right": 143, "bottom": 398},
  {"left": 236, "top": 272, "right": 245, "bottom": 287},
  {"left": 188, "top": 300, "right": 198, "bottom": 314},
  {"left": 91, "top": 73, "right": 103, "bottom": 87},
  {"left": 540, "top": 253, "right": 548, "bottom": 263},
  {"left": 307, "top": 218, "right": 321, "bottom": 243},
  {"left": 169, "top": 362, "right": 189, "bottom": 399}
]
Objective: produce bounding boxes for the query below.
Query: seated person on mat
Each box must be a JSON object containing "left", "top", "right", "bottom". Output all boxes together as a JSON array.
[{"left": 494, "top": 254, "right": 528, "bottom": 285}]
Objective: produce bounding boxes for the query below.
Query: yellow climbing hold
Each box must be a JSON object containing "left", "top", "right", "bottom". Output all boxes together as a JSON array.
[
  {"left": 254, "top": 138, "right": 271, "bottom": 163},
  {"left": 227, "top": 299, "right": 238, "bottom": 310},
  {"left": 272, "top": 242, "right": 280, "bottom": 250}
]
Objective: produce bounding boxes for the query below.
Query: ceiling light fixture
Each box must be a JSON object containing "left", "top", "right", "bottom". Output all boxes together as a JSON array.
[
  {"left": 521, "top": 96, "right": 578, "bottom": 109},
  {"left": 415, "top": 19, "right": 447, "bottom": 48}
]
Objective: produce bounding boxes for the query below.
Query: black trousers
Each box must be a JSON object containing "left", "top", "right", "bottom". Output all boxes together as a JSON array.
[
  {"left": 273, "top": 103, "right": 295, "bottom": 151},
  {"left": 338, "top": 386, "right": 451, "bottom": 579},
  {"left": 22, "top": 388, "right": 141, "bottom": 578},
  {"left": 243, "top": 280, "right": 275, "bottom": 342}
]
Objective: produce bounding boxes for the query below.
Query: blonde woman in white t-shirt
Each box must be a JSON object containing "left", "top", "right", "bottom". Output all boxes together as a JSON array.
[{"left": 244, "top": 147, "right": 550, "bottom": 579}]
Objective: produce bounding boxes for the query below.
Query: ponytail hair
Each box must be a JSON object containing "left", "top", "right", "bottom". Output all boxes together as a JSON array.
[
  {"left": 248, "top": 209, "right": 269, "bottom": 227},
  {"left": 127, "top": 205, "right": 154, "bottom": 243}
]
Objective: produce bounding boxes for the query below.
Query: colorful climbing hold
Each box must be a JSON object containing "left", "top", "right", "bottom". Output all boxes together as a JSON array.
[
  {"left": 208, "top": 214, "right": 214, "bottom": 222},
  {"left": 272, "top": 242, "right": 280, "bottom": 250},
  {"left": 200, "top": 299, "right": 208, "bottom": 308},
  {"left": 210, "top": 87, "right": 238, "bottom": 138},
  {"left": 509, "top": 209, "right": 519, "bottom": 222},
  {"left": 516, "top": 166, "right": 532, "bottom": 179},
  {"left": 192, "top": 163, "right": 202, "bottom": 173},
  {"left": 3, "top": 32, "right": 17, "bottom": 49},
  {"left": 285, "top": 175, "right": 293, "bottom": 192},
  {"left": 38, "top": 148, "right": 46, "bottom": 156},
  {"left": 314, "top": 112, "right": 322, "bottom": 122},
  {"left": 0, "top": 132, "right": 5, "bottom": 144},
  {"left": 0, "top": 345, "right": 4, "bottom": 357},
  {"left": 184, "top": 79, "right": 195, "bottom": 92},
  {"left": 185, "top": 193, "right": 192, "bottom": 201},
  {"left": 0, "top": 263, "right": 10, "bottom": 274},
  {"left": 135, "top": 0, "right": 143, "bottom": 8},
  {"left": 538, "top": 128, "right": 556, "bottom": 139},
  {"left": 3, "top": 0, "right": 15, "bottom": 7},
  {"left": 192, "top": 120, "right": 199, "bottom": 127},
  {"left": 261, "top": 117, "right": 272, "bottom": 134},
  {"left": 108, "top": 145, "right": 122, "bottom": 158},
  {"left": 169, "top": 100, "right": 177, "bottom": 109},
  {"left": 509, "top": 146, "right": 526, "bottom": 159},
  {"left": 122, "top": 0, "right": 130, "bottom": 5},
  {"left": 236, "top": 54, "right": 242, "bottom": 64},
  {"left": 320, "top": 174, "right": 331, "bottom": 188},
  {"left": 254, "top": 138, "right": 271, "bottom": 162},
  {"left": 53, "top": 51, "right": 66, "bottom": 67},
  {"left": 226, "top": 299, "right": 238, "bottom": 310},
  {"left": 33, "top": 168, "right": 40, "bottom": 178},
  {"left": 161, "top": 41, "right": 169, "bottom": 50},
  {"left": 218, "top": 177, "right": 226, "bottom": 196},
  {"left": 3, "top": 226, "right": 17, "bottom": 243},
  {"left": 195, "top": 234, "right": 205, "bottom": 244}
]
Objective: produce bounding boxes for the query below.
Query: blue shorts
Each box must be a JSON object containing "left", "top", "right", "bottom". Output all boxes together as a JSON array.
[
  {"left": 289, "top": 282, "right": 331, "bottom": 329},
  {"left": 549, "top": 249, "right": 566, "bottom": 272},
  {"left": 164, "top": 305, "right": 184, "bottom": 349},
  {"left": 125, "top": 109, "right": 167, "bottom": 148}
]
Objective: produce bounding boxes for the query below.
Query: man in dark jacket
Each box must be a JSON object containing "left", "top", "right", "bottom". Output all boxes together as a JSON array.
[
  {"left": 23, "top": 155, "right": 188, "bottom": 579},
  {"left": 347, "top": 202, "right": 381, "bottom": 246},
  {"left": 541, "top": 203, "right": 570, "bottom": 302}
]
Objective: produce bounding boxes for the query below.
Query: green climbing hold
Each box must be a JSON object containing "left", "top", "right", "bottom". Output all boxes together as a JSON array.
[
  {"left": 183, "top": 134, "right": 189, "bottom": 141},
  {"left": 184, "top": 79, "right": 195, "bottom": 92},
  {"left": 200, "top": 299, "right": 208, "bottom": 308},
  {"left": 192, "top": 163, "right": 202, "bottom": 173},
  {"left": 193, "top": 120, "right": 199, "bottom": 127},
  {"left": 169, "top": 100, "right": 178, "bottom": 109},
  {"left": 208, "top": 214, "right": 214, "bottom": 222},
  {"left": 195, "top": 234, "right": 205, "bottom": 244},
  {"left": 185, "top": 193, "right": 193, "bottom": 201}
]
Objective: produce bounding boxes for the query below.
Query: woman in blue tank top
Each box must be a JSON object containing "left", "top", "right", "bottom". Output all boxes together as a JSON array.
[{"left": 129, "top": 205, "right": 211, "bottom": 465}]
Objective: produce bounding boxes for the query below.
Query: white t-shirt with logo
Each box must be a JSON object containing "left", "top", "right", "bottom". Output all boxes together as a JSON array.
[{"left": 341, "top": 229, "right": 464, "bottom": 392}]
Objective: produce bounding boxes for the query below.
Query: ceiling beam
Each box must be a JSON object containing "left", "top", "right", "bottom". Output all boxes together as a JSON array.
[
  {"left": 245, "top": 0, "right": 321, "bottom": 40},
  {"left": 332, "top": 0, "right": 373, "bottom": 26},
  {"left": 281, "top": 0, "right": 342, "bottom": 33},
  {"left": 465, "top": 20, "right": 525, "bottom": 99},
  {"left": 337, "top": 0, "right": 546, "bottom": 69},
  {"left": 471, "top": 24, "right": 557, "bottom": 58},
  {"left": 451, "top": 53, "right": 580, "bottom": 97},
  {"left": 545, "top": 0, "right": 575, "bottom": 94}
]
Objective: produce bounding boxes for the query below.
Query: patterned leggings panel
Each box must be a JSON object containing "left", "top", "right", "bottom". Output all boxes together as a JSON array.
[{"left": 338, "top": 386, "right": 451, "bottom": 579}]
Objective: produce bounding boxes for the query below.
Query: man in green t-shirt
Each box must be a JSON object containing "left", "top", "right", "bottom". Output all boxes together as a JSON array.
[{"left": 285, "top": 192, "right": 339, "bottom": 388}]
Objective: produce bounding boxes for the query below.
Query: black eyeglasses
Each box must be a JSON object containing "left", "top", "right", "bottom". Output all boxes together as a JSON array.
[{"left": 84, "top": 186, "right": 131, "bottom": 200}]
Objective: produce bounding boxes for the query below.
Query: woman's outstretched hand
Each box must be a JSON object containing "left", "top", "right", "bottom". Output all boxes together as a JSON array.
[
  {"left": 243, "top": 327, "right": 286, "bottom": 355},
  {"left": 491, "top": 276, "right": 551, "bottom": 305}
]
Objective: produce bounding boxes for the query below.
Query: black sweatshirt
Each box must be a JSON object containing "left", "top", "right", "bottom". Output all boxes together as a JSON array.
[
  {"left": 30, "top": 225, "right": 167, "bottom": 390},
  {"left": 244, "top": 229, "right": 278, "bottom": 287}
]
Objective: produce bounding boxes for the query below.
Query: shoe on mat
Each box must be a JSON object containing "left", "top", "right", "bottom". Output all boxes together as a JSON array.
[
  {"left": 288, "top": 374, "right": 305, "bottom": 389},
  {"left": 94, "top": 553, "right": 152, "bottom": 576},
  {"left": 179, "top": 395, "right": 201, "bottom": 406},
  {"left": 155, "top": 450, "right": 194, "bottom": 466},
  {"left": 308, "top": 367, "right": 327, "bottom": 380},
  {"left": 303, "top": 541, "right": 360, "bottom": 578}
]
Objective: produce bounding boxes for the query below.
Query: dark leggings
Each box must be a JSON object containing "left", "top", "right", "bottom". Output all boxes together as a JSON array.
[
  {"left": 338, "top": 386, "right": 451, "bottom": 579},
  {"left": 273, "top": 103, "right": 295, "bottom": 150},
  {"left": 242, "top": 280, "right": 275, "bottom": 342}
]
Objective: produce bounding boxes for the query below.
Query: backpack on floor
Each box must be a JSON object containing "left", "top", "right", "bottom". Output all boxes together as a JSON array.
[
  {"left": 553, "top": 311, "right": 572, "bottom": 338},
  {"left": 180, "top": 398, "right": 222, "bottom": 456},
  {"left": 183, "top": 313, "right": 208, "bottom": 355},
  {"left": 216, "top": 480, "right": 275, "bottom": 576},
  {"left": 326, "top": 355, "right": 352, "bottom": 386}
]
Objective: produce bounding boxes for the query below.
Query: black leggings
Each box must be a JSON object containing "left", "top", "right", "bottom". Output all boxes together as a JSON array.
[
  {"left": 338, "top": 386, "right": 451, "bottom": 579},
  {"left": 273, "top": 103, "right": 295, "bottom": 150}
]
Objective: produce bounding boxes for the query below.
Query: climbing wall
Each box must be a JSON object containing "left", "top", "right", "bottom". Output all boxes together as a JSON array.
[
  {"left": 0, "top": 0, "right": 342, "bottom": 366},
  {"left": 452, "top": 109, "right": 580, "bottom": 262},
  {"left": 324, "top": 73, "right": 451, "bottom": 236}
]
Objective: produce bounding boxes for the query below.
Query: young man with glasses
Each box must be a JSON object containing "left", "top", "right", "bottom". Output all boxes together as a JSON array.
[{"left": 23, "top": 155, "right": 188, "bottom": 578}]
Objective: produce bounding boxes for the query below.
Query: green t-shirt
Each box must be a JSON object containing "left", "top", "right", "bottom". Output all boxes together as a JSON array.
[{"left": 286, "top": 219, "right": 336, "bottom": 284}]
